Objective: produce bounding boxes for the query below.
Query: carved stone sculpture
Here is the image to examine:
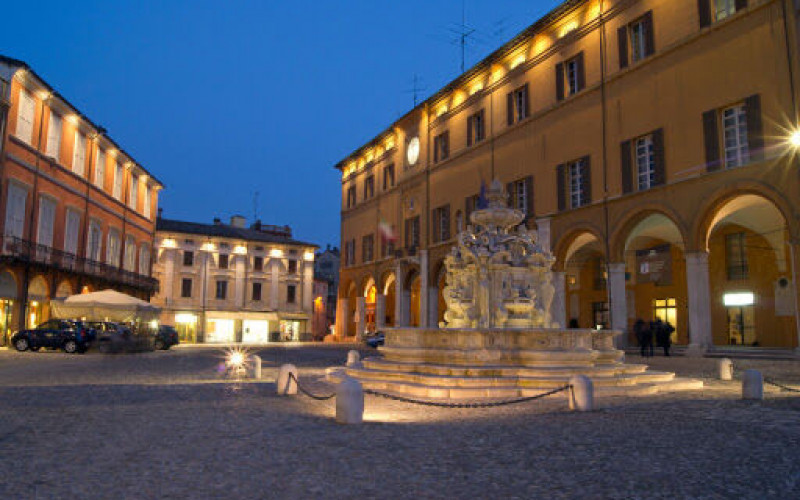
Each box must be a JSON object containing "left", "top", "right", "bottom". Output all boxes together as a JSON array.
[{"left": 443, "top": 179, "right": 558, "bottom": 329}]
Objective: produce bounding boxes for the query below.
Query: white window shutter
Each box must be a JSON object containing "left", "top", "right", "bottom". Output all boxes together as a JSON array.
[
  {"left": 95, "top": 149, "right": 105, "bottom": 189},
  {"left": 143, "top": 186, "right": 151, "bottom": 219},
  {"left": 114, "top": 163, "right": 123, "bottom": 199},
  {"left": 4, "top": 183, "right": 28, "bottom": 239},
  {"left": 36, "top": 197, "right": 56, "bottom": 247},
  {"left": 129, "top": 175, "right": 138, "bottom": 211},
  {"left": 139, "top": 244, "right": 150, "bottom": 275},
  {"left": 46, "top": 112, "right": 62, "bottom": 159},
  {"left": 72, "top": 132, "right": 86, "bottom": 176},
  {"left": 15, "top": 89, "right": 35, "bottom": 144},
  {"left": 64, "top": 210, "right": 80, "bottom": 255}
]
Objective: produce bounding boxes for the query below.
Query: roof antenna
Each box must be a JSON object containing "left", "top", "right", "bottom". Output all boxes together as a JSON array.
[
  {"left": 405, "top": 74, "right": 426, "bottom": 107},
  {"left": 253, "top": 191, "right": 259, "bottom": 221}
]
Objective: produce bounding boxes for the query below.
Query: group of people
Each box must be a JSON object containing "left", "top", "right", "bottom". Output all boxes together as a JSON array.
[{"left": 633, "top": 318, "right": 675, "bottom": 357}]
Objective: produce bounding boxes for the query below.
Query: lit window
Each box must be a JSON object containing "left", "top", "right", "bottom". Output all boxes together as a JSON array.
[
  {"left": 722, "top": 104, "right": 749, "bottom": 168},
  {"left": 630, "top": 19, "right": 647, "bottom": 63},
  {"left": 569, "top": 160, "right": 584, "bottom": 208},
  {"left": 566, "top": 58, "right": 580, "bottom": 96},
  {"left": 714, "top": 0, "right": 736, "bottom": 22},
  {"left": 635, "top": 135, "right": 655, "bottom": 190}
]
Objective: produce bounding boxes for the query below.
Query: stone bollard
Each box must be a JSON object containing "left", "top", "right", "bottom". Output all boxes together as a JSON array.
[
  {"left": 346, "top": 350, "right": 361, "bottom": 367},
  {"left": 718, "top": 358, "right": 733, "bottom": 381},
  {"left": 742, "top": 369, "right": 763, "bottom": 400},
  {"left": 568, "top": 375, "right": 594, "bottom": 412},
  {"left": 276, "top": 364, "right": 298, "bottom": 395},
  {"left": 249, "top": 355, "right": 262, "bottom": 380},
  {"left": 336, "top": 376, "right": 364, "bottom": 424}
]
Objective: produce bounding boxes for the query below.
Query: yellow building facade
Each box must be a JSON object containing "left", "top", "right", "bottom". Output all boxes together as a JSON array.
[{"left": 336, "top": 0, "right": 800, "bottom": 350}]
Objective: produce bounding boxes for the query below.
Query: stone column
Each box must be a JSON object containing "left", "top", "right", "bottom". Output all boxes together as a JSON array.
[
  {"left": 788, "top": 242, "right": 800, "bottom": 352},
  {"left": 608, "top": 262, "right": 628, "bottom": 349},
  {"left": 336, "top": 297, "right": 349, "bottom": 338},
  {"left": 686, "top": 251, "right": 713, "bottom": 353},
  {"left": 355, "top": 297, "right": 366, "bottom": 339},
  {"left": 270, "top": 258, "right": 280, "bottom": 310},
  {"left": 428, "top": 287, "right": 439, "bottom": 328},
  {"left": 375, "top": 294, "right": 386, "bottom": 329},
  {"left": 419, "top": 250, "right": 429, "bottom": 327},
  {"left": 551, "top": 271, "right": 566, "bottom": 329},
  {"left": 395, "top": 262, "right": 405, "bottom": 326}
]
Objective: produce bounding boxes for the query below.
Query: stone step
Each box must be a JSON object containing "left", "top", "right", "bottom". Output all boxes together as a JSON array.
[
  {"left": 362, "top": 357, "right": 649, "bottom": 378},
  {"left": 346, "top": 374, "right": 701, "bottom": 400},
  {"left": 378, "top": 346, "right": 624, "bottom": 367},
  {"left": 345, "top": 365, "right": 676, "bottom": 389}
]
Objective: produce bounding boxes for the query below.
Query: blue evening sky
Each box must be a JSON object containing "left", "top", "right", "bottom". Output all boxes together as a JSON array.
[{"left": 0, "top": 1, "right": 561, "bottom": 248}]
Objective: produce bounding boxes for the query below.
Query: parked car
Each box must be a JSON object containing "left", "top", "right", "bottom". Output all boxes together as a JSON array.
[
  {"left": 154, "top": 325, "right": 180, "bottom": 350},
  {"left": 11, "top": 319, "right": 93, "bottom": 354},
  {"left": 365, "top": 332, "right": 385, "bottom": 348}
]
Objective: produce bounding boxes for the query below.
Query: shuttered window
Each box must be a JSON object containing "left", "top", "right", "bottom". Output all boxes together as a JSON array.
[
  {"left": 635, "top": 135, "right": 655, "bottom": 190},
  {"left": 143, "top": 185, "right": 151, "bottom": 219},
  {"left": 15, "top": 89, "right": 35, "bottom": 144},
  {"left": 722, "top": 104, "right": 749, "bottom": 168},
  {"left": 36, "top": 197, "right": 56, "bottom": 248},
  {"left": 4, "top": 183, "right": 27, "bottom": 240},
  {"left": 64, "top": 209, "right": 81, "bottom": 256},
  {"left": 94, "top": 149, "right": 106, "bottom": 190},
  {"left": 467, "top": 109, "right": 485, "bottom": 145},
  {"left": 72, "top": 132, "right": 86, "bottom": 176},
  {"left": 507, "top": 177, "right": 534, "bottom": 218},
  {"left": 725, "top": 232, "right": 748, "bottom": 280},
  {"left": 556, "top": 53, "right": 585, "bottom": 101},
  {"left": 87, "top": 221, "right": 103, "bottom": 262},
  {"left": 124, "top": 236, "right": 136, "bottom": 271},
  {"left": 107, "top": 230, "right": 121, "bottom": 266},
  {"left": 46, "top": 111, "right": 62, "bottom": 159},
  {"left": 558, "top": 157, "right": 591, "bottom": 210},
  {"left": 139, "top": 244, "right": 150, "bottom": 275},
  {"left": 405, "top": 216, "right": 420, "bottom": 249},
  {"left": 362, "top": 234, "right": 374, "bottom": 263},
  {"left": 432, "top": 205, "right": 451, "bottom": 243},
  {"left": 383, "top": 164, "right": 395, "bottom": 190},
  {"left": 433, "top": 131, "right": 449, "bottom": 163},
  {"left": 364, "top": 176, "right": 375, "bottom": 200},
  {"left": 129, "top": 175, "right": 138, "bottom": 211},
  {"left": 507, "top": 85, "right": 529, "bottom": 125},
  {"left": 715, "top": 0, "right": 737, "bottom": 21},
  {"left": 113, "top": 163, "right": 124, "bottom": 200},
  {"left": 700, "top": 0, "right": 747, "bottom": 28}
]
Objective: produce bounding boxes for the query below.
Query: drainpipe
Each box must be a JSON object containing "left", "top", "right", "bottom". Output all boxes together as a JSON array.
[
  {"left": 789, "top": 242, "right": 800, "bottom": 352},
  {"left": 19, "top": 91, "right": 48, "bottom": 331}
]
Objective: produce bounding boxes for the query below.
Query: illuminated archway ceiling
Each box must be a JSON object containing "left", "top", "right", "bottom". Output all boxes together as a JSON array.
[
  {"left": 624, "top": 214, "right": 684, "bottom": 254},
  {"left": 708, "top": 194, "right": 788, "bottom": 272},
  {"left": 564, "top": 232, "right": 603, "bottom": 266}
]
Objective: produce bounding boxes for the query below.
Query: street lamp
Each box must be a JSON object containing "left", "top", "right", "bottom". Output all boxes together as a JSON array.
[{"left": 790, "top": 130, "right": 800, "bottom": 148}]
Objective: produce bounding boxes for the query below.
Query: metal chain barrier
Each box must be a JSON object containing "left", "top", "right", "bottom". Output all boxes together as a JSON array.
[
  {"left": 287, "top": 372, "right": 336, "bottom": 400},
  {"left": 363, "top": 385, "right": 572, "bottom": 409},
  {"left": 764, "top": 378, "right": 800, "bottom": 393}
]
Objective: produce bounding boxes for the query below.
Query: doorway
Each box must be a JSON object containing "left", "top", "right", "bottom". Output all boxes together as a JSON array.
[{"left": 727, "top": 305, "right": 756, "bottom": 346}]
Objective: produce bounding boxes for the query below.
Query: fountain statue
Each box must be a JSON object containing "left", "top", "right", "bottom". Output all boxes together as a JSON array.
[
  {"left": 443, "top": 179, "right": 556, "bottom": 329},
  {"left": 329, "top": 181, "right": 701, "bottom": 399}
]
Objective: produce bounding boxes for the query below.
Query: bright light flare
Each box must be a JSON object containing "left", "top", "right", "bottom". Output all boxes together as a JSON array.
[
  {"left": 789, "top": 130, "right": 800, "bottom": 148},
  {"left": 222, "top": 345, "right": 252, "bottom": 379}
]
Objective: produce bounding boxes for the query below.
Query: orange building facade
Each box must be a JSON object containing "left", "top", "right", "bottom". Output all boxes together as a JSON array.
[
  {"left": 336, "top": 0, "right": 800, "bottom": 351},
  {"left": 0, "top": 56, "right": 163, "bottom": 344}
]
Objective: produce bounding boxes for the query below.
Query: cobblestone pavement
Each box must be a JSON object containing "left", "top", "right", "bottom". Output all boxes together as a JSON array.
[{"left": 0, "top": 346, "right": 798, "bottom": 499}]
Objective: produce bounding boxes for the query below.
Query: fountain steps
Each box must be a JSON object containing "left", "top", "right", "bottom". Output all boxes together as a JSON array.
[
  {"left": 377, "top": 346, "right": 623, "bottom": 367},
  {"left": 331, "top": 367, "right": 702, "bottom": 399},
  {"left": 361, "top": 358, "right": 650, "bottom": 378}
]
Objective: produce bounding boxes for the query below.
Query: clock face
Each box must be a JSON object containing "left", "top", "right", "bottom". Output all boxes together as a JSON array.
[{"left": 406, "top": 136, "right": 420, "bottom": 166}]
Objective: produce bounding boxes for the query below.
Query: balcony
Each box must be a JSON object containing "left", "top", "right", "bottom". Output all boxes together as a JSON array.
[{"left": 1, "top": 236, "right": 159, "bottom": 293}]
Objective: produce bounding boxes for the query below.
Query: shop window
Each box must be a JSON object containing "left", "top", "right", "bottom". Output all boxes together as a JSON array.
[{"left": 653, "top": 298, "right": 678, "bottom": 342}]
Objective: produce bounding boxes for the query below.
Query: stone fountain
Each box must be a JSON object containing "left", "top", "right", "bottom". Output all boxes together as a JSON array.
[{"left": 330, "top": 181, "right": 701, "bottom": 398}]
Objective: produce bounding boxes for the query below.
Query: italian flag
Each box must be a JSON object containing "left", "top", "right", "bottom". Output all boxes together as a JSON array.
[{"left": 379, "top": 221, "right": 396, "bottom": 242}]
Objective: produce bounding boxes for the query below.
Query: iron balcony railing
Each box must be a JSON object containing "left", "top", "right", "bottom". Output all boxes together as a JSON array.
[{"left": 1, "top": 236, "right": 159, "bottom": 292}]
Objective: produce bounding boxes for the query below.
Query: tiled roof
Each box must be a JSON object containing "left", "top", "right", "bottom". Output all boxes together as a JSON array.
[{"left": 156, "top": 218, "right": 318, "bottom": 248}]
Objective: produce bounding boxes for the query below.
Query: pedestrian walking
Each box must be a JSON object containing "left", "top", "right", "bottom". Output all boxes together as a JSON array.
[
  {"left": 634, "top": 318, "right": 647, "bottom": 357},
  {"left": 657, "top": 319, "right": 675, "bottom": 356}
]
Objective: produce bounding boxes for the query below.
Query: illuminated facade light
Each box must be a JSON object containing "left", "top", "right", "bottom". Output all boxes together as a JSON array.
[
  {"left": 723, "top": 292, "right": 754, "bottom": 306},
  {"left": 175, "top": 313, "right": 198, "bottom": 324},
  {"left": 160, "top": 238, "right": 177, "bottom": 248},
  {"left": 559, "top": 21, "right": 579, "bottom": 38},
  {"left": 270, "top": 248, "right": 284, "bottom": 258},
  {"left": 469, "top": 82, "right": 484, "bottom": 95},
  {"left": 201, "top": 242, "right": 215, "bottom": 252},
  {"left": 510, "top": 54, "right": 527, "bottom": 69},
  {"left": 789, "top": 130, "right": 800, "bottom": 148},
  {"left": 66, "top": 114, "right": 79, "bottom": 125},
  {"left": 436, "top": 105, "right": 448, "bottom": 117},
  {"left": 303, "top": 252, "right": 315, "bottom": 261},
  {"left": 234, "top": 245, "right": 248, "bottom": 255}
]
